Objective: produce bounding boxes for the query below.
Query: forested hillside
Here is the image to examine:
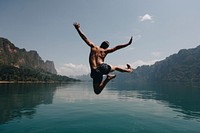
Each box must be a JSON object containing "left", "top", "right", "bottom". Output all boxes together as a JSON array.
[{"left": 116, "top": 45, "right": 200, "bottom": 82}]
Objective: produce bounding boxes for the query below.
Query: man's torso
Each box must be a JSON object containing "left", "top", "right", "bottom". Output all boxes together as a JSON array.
[{"left": 89, "top": 46, "right": 107, "bottom": 70}]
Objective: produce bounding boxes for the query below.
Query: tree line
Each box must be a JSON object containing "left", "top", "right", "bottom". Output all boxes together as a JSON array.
[{"left": 0, "top": 65, "right": 79, "bottom": 83}]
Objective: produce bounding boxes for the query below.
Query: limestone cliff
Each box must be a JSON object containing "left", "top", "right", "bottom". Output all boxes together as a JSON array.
[{"left": 0, "top": 37, "right": 57, "bottom": 74}]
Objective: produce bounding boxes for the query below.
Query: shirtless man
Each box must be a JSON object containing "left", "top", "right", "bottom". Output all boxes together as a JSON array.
[{"left": 73, "top": 22, "right": 133, "bottom": 94}]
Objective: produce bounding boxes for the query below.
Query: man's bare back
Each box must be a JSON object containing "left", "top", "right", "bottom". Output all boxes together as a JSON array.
[
  {"left": 89, "top": 45, "right": 108, "bottom": 70},
  {"left": 73, "top": 22, "right": 133, "bottom": 94}
]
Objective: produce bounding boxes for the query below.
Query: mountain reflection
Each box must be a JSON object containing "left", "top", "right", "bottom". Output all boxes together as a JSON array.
[
  {"left": 0, "top": 84, "right": 58, "bottom": 124},
  {"left": 1, "top": 82, "right": 200, "bottom": 125},
  {"left": 110, "top": 82, "right": 200, "bottom": 120}
]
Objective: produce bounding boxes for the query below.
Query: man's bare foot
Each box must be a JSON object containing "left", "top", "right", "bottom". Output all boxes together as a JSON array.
[
  {"left": 127, "top": 64, "right": 133, "bottom": 72},
  {"left": 107, "top": 74, "right": 116, "bottom": 80},
  {"left": 127, "top": 64, "right": 131, "bottom": 69}
]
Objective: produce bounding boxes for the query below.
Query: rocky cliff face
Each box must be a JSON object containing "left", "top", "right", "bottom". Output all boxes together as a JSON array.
[
  {"left": 0, "top": 37, "right": 57, "bottom": 74},
  {"left": 44, "top": 60, "right": 57, "bottom": 74}
]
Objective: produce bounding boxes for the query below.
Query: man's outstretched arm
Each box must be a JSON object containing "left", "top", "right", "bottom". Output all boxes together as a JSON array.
[
  {"left": 73, "top": 22, "right": 94, "bottom": 47},
  {"left": 106, "top": 36, "right": 133, "bottom": 53}
]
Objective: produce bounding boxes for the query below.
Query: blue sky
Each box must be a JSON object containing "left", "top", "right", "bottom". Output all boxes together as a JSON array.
[{"left": 1, "top": 0, "right": 200, "bottom": 76}]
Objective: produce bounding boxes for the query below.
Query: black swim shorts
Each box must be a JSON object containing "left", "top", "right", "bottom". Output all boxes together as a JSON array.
[
  {"left": 98, "top": 63, "right": 111, "bottom": 75},
  {"left": 90, "top": 63, "right": 111, "bottom": 83},
  {"left": 90, "top": 69, "right": 102, "bottom": 83}
]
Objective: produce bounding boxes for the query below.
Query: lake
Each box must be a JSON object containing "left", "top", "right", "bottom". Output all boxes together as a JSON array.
[{"left": 0, "top": 82, "right": 200, "bottom": 133}]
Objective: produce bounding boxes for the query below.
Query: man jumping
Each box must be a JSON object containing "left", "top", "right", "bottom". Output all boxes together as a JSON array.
[{"left": 73, "top": 22, "right": 133, "bottom": 95}]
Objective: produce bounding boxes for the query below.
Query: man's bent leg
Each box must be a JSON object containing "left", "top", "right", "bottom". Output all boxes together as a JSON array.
[
  {"left": 111, "top": 64, "right": 133, "bottom": 73},
  {"left": 93, "top": 74, "right": 116, "bottom": 95}
]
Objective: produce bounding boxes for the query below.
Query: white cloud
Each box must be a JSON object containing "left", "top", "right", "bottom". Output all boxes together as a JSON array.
[
  {"left": 117, "top": 59, "right": 158, "bottom": 70},
  {"left": 57, "top": 63, "right": 89, "bottom": 76},
  {"left": 130, "top": 59, "right": 158, "bottom": 69},
  {"left": 139, "top": 14, "right": 154, "bottom": 22},
  {"left": 57, "top": 59, "right": 159, "bottom": 76}
]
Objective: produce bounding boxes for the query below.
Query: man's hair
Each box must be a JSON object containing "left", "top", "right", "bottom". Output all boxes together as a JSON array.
[{"left": 100, "top": 41, "right": 109, "bottom": 49}]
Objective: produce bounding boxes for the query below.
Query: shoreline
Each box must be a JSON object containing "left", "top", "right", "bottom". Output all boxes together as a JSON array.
[{"left": 0, "top": 81, "right": 80, "bottom": 84}]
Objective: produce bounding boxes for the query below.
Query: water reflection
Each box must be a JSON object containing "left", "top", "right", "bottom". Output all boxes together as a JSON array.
[
  {"left": 55, "top": 82, "right": 121, "bottom": 103},
  {"left": 0, "top": 84, "right": 58, "bottom": 124},
  {"left": 110, "top": 82, "right": 200, "bottom": 120},
  {"left": 1, "top": 82, "right": 200, "bottom": 125}
]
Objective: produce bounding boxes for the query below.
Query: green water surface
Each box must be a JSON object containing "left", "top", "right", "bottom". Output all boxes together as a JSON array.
[{"left": 0, "top": 82, "right": 200, "bottom": 133}]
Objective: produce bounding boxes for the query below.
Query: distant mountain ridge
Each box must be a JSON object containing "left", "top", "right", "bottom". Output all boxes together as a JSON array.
[
  {"left": 116, "top": 45, "right": 200, "bottom": 82},
  {"left": 0, "top": 37, "right": 57, "bottom": 74}
]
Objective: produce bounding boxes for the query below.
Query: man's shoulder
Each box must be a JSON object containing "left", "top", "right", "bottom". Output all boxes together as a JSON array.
[{"left": 91, "top": 45, "right": 99, "bottom": 49}]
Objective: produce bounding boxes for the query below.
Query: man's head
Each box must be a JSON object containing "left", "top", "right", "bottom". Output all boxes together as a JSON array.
[{"left": 100, "top": 41, "right": 110, "bottom": 49}]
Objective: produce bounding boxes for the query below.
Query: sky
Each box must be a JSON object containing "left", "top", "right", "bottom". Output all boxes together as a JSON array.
[{"left": 1, "top": 0, "right": 200, "bottom": 76}]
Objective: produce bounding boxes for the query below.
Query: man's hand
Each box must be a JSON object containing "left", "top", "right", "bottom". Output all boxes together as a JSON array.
[
  {"left": 73, "top": 22, "right": 80, "bottom": 29},
  {"left": 128, "top": 36, "right": 133, "bottom": 45}
]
